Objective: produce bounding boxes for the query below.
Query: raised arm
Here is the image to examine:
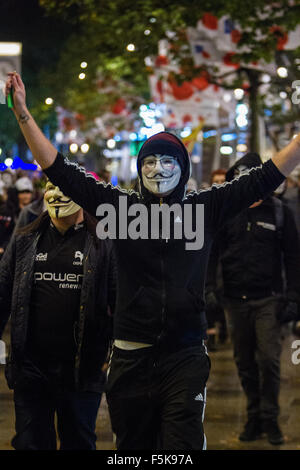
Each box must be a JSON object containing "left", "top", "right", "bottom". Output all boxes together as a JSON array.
[
  {"left": 5, "top": 72, "right": 57, "bottom": 169},
  {"left": 5, "top": 73, "right": 138, "bottom": 216}
]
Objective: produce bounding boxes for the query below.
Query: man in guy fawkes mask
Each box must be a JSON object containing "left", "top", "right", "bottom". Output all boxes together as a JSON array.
[
  {"left": 0, "top": 180, "right": 116, "bottom": 450},
  {"left": 6, "top": 71, "right": 294, "bottom": 450},
  {"left": 40, "top": 130, "right": 287, "bottom": 451},
  {"left": 44, "top": 180, "right": 81, "bottom": 219}
]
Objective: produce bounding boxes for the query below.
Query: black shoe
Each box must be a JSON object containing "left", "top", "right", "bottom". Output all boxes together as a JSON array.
[
  {"left": 263, "top": 420, "right": 284, "bottom": 445},
  {"left": 239, "top": 418, "right": 262, "bottom": 441}
]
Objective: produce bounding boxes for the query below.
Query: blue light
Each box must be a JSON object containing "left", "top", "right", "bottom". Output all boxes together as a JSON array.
[
  {"left": 0, "top": 163, "right": 7, "bottom": 171},
  {"left": 10, "top": 157, "right": 38, "bottom": 171},
  {"left": 111, "top": 175, "right": 118, "bottom": 186},
  {"left": 203, "top": 130, "right": 217, "bottom": 138},
  {"left": 221, "top": 133, "right": 237, "bottom": 142},
  {"left": 114, "top": 135, "right": 121, "bottom": 142},
  {"left": 129, "top": 132, "right": 138, "bottom": 141}
]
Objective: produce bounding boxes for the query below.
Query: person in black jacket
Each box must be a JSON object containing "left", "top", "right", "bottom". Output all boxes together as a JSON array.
[
  {"left": 0, "top": 180, "right": 116, "bottom": 450},
  {"left": 207, "top": 153, "right": 300, "bottom": 445},
  {"left": 5, "top": 72, "right": 300, "bottom": 450}
]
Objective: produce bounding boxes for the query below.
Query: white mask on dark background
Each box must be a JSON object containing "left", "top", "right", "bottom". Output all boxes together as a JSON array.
[
  {"left": 44, "top": 181, "right": 81, "bottom": 218},
  {"left": 141, "top": 154, "right": 181, "bottom": 196}
]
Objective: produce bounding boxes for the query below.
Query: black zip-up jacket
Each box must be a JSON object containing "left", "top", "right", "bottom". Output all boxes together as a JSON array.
[
  {"left": 43, "top": 147, "right": 285, "bottom": 347},
  {"left": 207, "top": 197, "right": 300, "bottom": 302},
  {"left": 0, "top": 212, "right": 116, "bottom": 392}
]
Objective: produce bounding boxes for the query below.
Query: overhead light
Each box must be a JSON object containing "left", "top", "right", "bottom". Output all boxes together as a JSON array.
[
  {"left": 69, "top": 130, "right": 77, "bottom": 139},
  {"left": 55, "top": 132, "right": 63, "bottom": 143},
  {"left": 81, "top": 143, "right": 89, "bottom": 154},
  {"left": 0, "top": 42, "right": 22, "bottom": 56},
  {"left": 223, "top": 93, "right": 232, "bottom": 102},
  {"left": 236, "top": 103, "right": 248, "bottom": 114},
  {"left": 126, "top": 44, "right": 135, "bottom": 52},
  {"left": 181, "top": 129, "right": 192, "bottom": 138},
  {"left": 80, "top": 61, "right": 88, "bottom": 68},
  {"left": 4, "top": 158, "right": 13, "bottom": 166},
  {"left": 277, "top": 67, "right": 288, "bottom": 78},
  {"left": 236, "top": 115, "right": 248, "bottom": 127},
  {"left": 220, "top": 146, "right": 233, "bottom": 155},
  {"left": 236, "top": 143, "right": 248, "bottom": 152},
  {"left": 261, "top": 74, "right": 271, "bottom": 83},
  {"left": 107, "top": 139, "right": 116, "bottom": 149},
  {"left": 69, "top": 143, "right": 78, "bottom": 153},
  {"left": 234, "top": 88, "right": 244, "bottom": 100},
  {"left": 79, "top": 73, "right": 86, "bottom": 80}
]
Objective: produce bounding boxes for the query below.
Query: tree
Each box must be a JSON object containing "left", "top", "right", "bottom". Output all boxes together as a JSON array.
[{"left": 38, "top": 0, "right": 300, "bottom": 150}]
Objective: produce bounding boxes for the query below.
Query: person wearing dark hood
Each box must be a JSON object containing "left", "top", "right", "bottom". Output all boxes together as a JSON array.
[
  {"left": 207, "top": 152, "right": 300, "bottom": 445},
  {"left": 0, "top": 180, "right": 116, "bottom": 450},
  {"left": 4, "top": 72, "right": 300, "bottom": 450},
  {"left": 0, "top": 176, "right": 33, "bottom": 259}
]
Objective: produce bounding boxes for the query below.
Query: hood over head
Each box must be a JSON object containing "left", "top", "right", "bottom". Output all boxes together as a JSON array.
[
  {"left": 226, "top": 152, "right": 262, "bottom": 182},
  {"left": 137, "top": 131, "right": 191, "bottom": 203}
]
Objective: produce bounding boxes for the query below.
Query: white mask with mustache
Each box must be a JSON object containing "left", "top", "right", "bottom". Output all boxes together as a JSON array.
[
  {"left": 44, "top": 181, "right": 81, "bottom": 218},
  {"left": 141, "top": 154, "right": 181, "bottom": 196}
]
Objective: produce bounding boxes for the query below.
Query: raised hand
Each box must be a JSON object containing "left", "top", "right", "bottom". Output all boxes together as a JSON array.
[{"left": 5, "top": 72, "right": 27, "bottom": 116}]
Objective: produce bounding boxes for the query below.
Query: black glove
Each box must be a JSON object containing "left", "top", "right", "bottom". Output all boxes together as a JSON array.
[{"left": 277, "top": 301, "right": 299, "bottom": 325}]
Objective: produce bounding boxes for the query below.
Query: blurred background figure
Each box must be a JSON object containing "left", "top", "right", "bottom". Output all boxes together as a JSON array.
[
  {"left": 0, "top": 175, "right": 33, "bottom": 259},
  {"left": 186, "top": 177, "right": 197, "bottom": 193},
  {"left": 0, "top": 181, "right": 116, "bottom": 450},
  {"left": 205, "top": 168, "right": 228, "bottom": 351},
  {"left": 211, "top": 169, "right": 227, "bottom": 185},
  {"left": 209, "top": 153, "right": 300, "bottom": 446}
]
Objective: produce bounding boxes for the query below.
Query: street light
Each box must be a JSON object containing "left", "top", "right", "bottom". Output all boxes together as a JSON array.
[
  {"left": 79, "top": 73, "right": 86, "bottom": 80},
  {"left": 126, "top": 44, "right": 135, "bottom": 52},
  {"left": 81, "top": 143, "right": 89, "bottom": 154},
  {"left": 107, "top": 139, "right": 116, "bottom": 149},
  {"left": 70, "top": 143, "right": 78, "bottom": 153},
  {"left": 45, "top": 97, "right": 53, "bottom": 105},
  {"left": 0, "top": 42, "right": 22, "bottom": 56},
  {"left": 234, "top": 88, "right": 244, "bottom": 100},
  {"left": 277, "top": 67, "right": 288, "bottom": 78},
  {"left": 80, "top": 61, "right": 88, "bottom": 68}
]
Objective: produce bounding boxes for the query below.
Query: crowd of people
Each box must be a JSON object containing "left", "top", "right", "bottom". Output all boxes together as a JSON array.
[{"left": 0, "top": 72, "right": 300, "bottom": 451}]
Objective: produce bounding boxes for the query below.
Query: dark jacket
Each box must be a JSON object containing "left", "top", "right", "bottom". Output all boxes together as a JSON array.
[
  {"left": 0, "top": 212, "right": 116, "bottom": 392},
  {"left": 14, "top": 197, "right": 44, "bottom": 231},
  {"left": 207, "top": 197, "right": 300, "bottom": 302},
  {"left": 43, "top": 142, "right": 285, "bottom": 348}
]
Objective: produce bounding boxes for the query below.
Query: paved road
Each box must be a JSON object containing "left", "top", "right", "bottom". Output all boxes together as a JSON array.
[{"left": 0, "top": 329, "right": 299, "bottom": 450}]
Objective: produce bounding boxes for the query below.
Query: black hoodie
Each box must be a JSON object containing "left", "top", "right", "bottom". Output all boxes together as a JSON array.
[{"left": 44, "top": 135, "right": 285, "bottom": 347}]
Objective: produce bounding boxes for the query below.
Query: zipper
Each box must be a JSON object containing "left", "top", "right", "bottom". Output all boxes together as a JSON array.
[
  {"left": 157, "top": 197, "right": 167, "bottom": 346},
  {"left": 74, "top": 235, "right": 93, "bottom": 387}
]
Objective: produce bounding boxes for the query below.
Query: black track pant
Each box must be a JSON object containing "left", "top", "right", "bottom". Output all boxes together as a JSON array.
[
  {"left": 106, "top": 343, "right": 210, "bottom": 450},
  {"left": 225, "top": 296, "right": 282, "bottom": 422}
]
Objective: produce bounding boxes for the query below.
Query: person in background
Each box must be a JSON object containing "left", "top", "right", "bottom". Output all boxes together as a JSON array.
[
  {"left": 209, "top": 153, "right": 300, "bottom": 445},
  {"left": 186, "top": 177, "right": 197, "bottom": 193},
  {"left": 0, "top": 180, "right": 116, "bottom": 450},
  {"left": 205, "top": 169, "right": 228, "bottom": 351},
  {"left": 0, "top": 176, "right": 33, "bottom": 258}
]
